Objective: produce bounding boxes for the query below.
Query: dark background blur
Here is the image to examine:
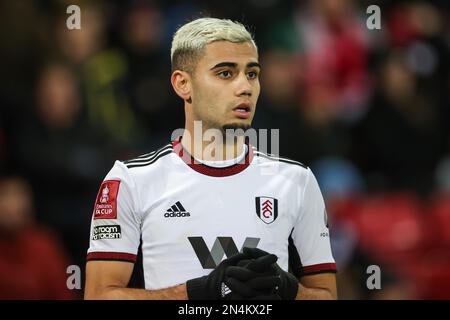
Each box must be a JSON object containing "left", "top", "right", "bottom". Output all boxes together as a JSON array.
[{"left": 0, "top": 0, "right": 449, "bottom": 299}]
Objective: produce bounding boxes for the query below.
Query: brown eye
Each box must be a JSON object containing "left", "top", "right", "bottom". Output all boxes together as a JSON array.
[
  {"left": 248, "top": 71, "right": 259, "bottom": 79},
  {"left": 218, "top": 70, "right": 232, "bottom": 79}
]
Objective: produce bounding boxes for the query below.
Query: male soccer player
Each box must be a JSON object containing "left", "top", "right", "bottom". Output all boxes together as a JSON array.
[{"left": 84, "top": 18, "right": 337, "bottom": 300}]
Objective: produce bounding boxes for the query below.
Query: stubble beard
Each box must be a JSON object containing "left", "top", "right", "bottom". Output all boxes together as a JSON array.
[
  {"left": 195, "top": 109, "right": 252, "bottom": 138},
  {"left": 222, "top": 123, "right": 252, "bottom": 136}
]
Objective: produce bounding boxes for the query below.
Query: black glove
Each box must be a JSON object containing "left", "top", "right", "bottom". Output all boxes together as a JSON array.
[
  {"left": 225, "top": 255, "right": 282, "bottom": 300},
  {"left": 186, "top": 252, "right": 247, "bottom": 300},
  {"left": 239, "top": 247, "right": 299, "bottom": 300}
]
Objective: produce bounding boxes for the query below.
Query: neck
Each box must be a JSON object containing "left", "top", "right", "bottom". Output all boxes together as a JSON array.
[{"left": 181, "top": 125, "right": 245, "bottom": 161}]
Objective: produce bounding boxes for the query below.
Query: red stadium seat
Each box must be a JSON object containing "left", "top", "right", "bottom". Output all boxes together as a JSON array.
[
  {"left": 427, "top": 194, "right": 450, "bottom": 248},
  {"left": 326, "top": 195, "right": 366, "bottom": 224},
  {"left": 346, "top": 193, "right": 425, "bottom": 266},
  {"left": 403, "top": 252, "right": 450, "bottom": 299}
]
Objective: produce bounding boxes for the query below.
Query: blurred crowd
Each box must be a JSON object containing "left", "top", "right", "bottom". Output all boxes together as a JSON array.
[{"left": 0, "top": 0, "right": 449, "bottom": 299}]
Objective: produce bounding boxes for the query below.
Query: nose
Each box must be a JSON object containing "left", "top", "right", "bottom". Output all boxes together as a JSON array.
[{"left": 235, "top": 72, "right": 252, "bottom": 97}]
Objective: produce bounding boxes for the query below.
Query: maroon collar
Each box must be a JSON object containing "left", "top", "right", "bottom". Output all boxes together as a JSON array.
[{"left": 172, "top": 137, "right": 254, "bottom": 177}]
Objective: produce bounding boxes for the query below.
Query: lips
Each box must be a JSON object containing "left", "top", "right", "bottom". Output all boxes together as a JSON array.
[
  {"left": 232, "top": 103, "right": 252, "bottom": 119},
  {"left": 233, "top": 103, "right": 251, "bottom": 113}
]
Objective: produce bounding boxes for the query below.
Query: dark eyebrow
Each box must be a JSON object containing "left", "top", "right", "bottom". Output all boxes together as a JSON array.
[
  {"left": 210, "top": 62, "right": 237, "bottom": 70},
  {"left": 210, "top": 62, "right": 261, "bottom": 70},
  {"left": 247, "top": 62, "right": 261, "bottom": 69}
]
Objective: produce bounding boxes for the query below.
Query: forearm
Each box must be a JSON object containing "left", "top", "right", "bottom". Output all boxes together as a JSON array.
[
  {"left": 85, "top": 283, "right": 188, "bottom": 300},
  {"left": 295, "top": 283, "right": 337, "bottom": 300}
]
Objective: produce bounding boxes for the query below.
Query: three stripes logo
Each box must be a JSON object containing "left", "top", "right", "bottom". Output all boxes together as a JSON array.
[
  {"left": 188, "top": 237, "right": 260, "bottom": 269},
  {"left": 165, "top": 201, "right": 190, "bottom": 218},
  {"left": 124, "top": 144, "right": 173, "bottom": 169},
  {"left": 256, "top": 197, "right": 278, "bottom": 224},
  {"left": 221, "top": 283, "right": 232, "bottom": 298}
]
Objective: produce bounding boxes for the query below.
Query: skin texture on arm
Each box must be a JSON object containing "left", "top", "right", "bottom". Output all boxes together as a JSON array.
[
  {"left": 296, "top": 273, "right": 338, "bottom": 300},
  {"left": 84, "top": 261, "right": 188, "bottom": 300},
  {"left": 84, "top": 261, "right": 337, "bottom": 300}
]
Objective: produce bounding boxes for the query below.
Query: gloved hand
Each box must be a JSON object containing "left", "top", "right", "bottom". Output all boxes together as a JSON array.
[
  {"left": 224, "top": 255, "right": 282, "bottom": 300},
  {"left": 186, "top": 252, "right": 248, "bottom": 300},
  {"left": 230, "top": 247, "right": 299, "bottom": 300}
]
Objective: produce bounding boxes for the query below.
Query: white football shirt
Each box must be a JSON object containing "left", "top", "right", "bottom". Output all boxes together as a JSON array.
[{"left": 87, "top": 137, "right": 336, "bottom": 290}]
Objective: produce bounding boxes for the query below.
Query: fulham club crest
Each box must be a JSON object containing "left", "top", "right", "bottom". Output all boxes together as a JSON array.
[{"left": 255, "top": 197, "right": 278, "bottom": 224}]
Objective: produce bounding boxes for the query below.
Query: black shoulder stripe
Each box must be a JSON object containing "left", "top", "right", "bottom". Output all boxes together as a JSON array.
[
  {"left": 136, "top": 150, "right": 157, "bottom": 159},
  {"left": 125, "top": 147, "right": 173, "bottom": 165},
  {"left": 124, "top": 144, "right": 171, "bottom": 164},
  {"left": 124, "top": 145, "right": 172, "bottom": 164},
  {"left": 254, "top": 151, "right": 307, "bottom": 169},
  {"left": 126, "top": 149, "right": 172, "bottom": 169}
]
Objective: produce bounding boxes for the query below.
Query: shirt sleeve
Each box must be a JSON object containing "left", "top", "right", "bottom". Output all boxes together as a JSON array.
[
  {"left": 87, "top": 161, "right": 141, "bottom": 263},
  {"left": 290, "top": 167, "right": 336, "bottom": 277}
]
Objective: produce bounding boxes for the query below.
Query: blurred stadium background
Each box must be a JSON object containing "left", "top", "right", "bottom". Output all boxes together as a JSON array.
[{"left": 0, "top": 0, "right": 449, "bottom": 299}]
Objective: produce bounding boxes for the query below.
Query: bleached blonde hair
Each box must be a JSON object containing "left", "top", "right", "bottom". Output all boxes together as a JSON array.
[{"left": 170, "top": 17, "right": 257, "bottom": 73}]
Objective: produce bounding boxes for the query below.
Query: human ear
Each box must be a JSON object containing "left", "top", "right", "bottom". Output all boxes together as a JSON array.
[{"left": 171, "top": 70, "right": 192, "bottom": 103}]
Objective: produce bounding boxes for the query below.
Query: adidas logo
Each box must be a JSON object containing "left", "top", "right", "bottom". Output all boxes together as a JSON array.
[
  {"left": 221, "top": 282, "right": 232, "bottom": 298},
  {"left": 164, "top": 201, "right": 190, "bottom": 218}
]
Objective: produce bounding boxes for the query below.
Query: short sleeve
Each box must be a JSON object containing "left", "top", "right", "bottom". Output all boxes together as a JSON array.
[
  {"left": 87, "top": 161, "right": 141, "bottom": 263},
  {"left": 290, "top": 168, "right": 336, "bottom": 276}
]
